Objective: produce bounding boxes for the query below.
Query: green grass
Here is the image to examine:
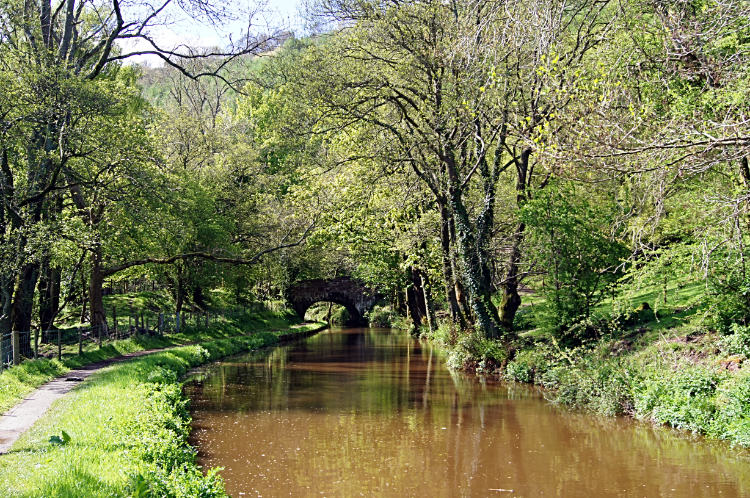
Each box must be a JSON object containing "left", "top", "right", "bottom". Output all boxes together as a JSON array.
[
  {"left": 0, "top": 321, "right": 327, "bottom": 497},
  {"left": 0, "top": 360, "right": 70, "bottom": 414},
  {"left": 0, "top": 308, "right": 318, "bottom": 415}
]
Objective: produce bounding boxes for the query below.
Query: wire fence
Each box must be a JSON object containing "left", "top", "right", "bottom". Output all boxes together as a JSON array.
[{"left": 0, "top": 301, "right": 288, "bottom": 371}]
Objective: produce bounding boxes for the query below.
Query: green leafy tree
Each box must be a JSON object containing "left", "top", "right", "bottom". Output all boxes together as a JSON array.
[{"left": 522, "top": 181, "right": 628, "bottom": 339}]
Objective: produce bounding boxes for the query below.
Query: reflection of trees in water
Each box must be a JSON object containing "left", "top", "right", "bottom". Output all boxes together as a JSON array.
[{"left": 186, "top": 329, "right": 750, "bottom": 497}]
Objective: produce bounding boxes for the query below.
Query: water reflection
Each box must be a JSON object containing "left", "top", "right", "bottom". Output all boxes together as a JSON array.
[{"left": 184, "top": 328, "right": 750, "bottom": 497}]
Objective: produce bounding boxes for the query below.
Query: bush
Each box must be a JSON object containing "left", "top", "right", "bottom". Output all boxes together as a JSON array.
[
  {"left": 719, "top": 323, "right": 750, "bottom": 357},
  {"left": 520, "top": 180, "right": 627, "bottom": 340},
  {"left": 366, "top": 305, "right": 399, "bottom": 327},
  {"left": 633, "top": 364, "right": 723, "bottom": 432},
  {"left": 445, "top": 332, "right": 508, "bottom": 373},
  {"left": 506, "top": 360, "right": 534, "bottom": 383}
]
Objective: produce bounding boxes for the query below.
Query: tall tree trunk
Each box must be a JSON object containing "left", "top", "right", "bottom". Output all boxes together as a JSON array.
[
  {"left": 498, "top": 222, "right": 525, "bottom": 331},
  {"left": 448, "top": 214, "right": 473, "bottom": 324},
  {"left": 38, "top": 194, "right": 63, "bottom": 331},
  {"left": 418, "top": 268, "right": 437, "bottom": 334},
  {"left": 498, "top": 148, "right": 533, "bottom": 333},
  {"left": 88, "top": 242, "right": 108, "bottom": 332},
  {"left": 38, "top": 258, "right": 59, "bottom": 331},
  {"left": 80, "top": 268, "right": 88, "bottom": 323},
  {"left": 175, "top": 264, "right": 185, "bottom": 314},
  {"left": 449, "top": 186, "right": 503, "bottom": 339},
  {"left": 12, "top": 262, "right": 39, "bottom": 335},
  {"left": 0, "top": 159, "right": 12, "bottom": 356},
  {"left": 406, "top": 267, "right": 427, "bottom": 333},
  {"left": 439, "top": 201, "right": 466, "bottom": 329}
]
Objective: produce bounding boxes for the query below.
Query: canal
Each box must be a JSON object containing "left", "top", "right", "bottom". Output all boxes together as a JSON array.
[{"left": 183, "top": 327, "right": 750, "bottom": 497}]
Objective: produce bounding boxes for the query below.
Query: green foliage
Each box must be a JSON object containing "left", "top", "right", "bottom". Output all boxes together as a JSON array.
[
  {"left": 445, "top": 332, "right": 508, "bottom": 373},
  {"left": 48, "top": 430, "right": 71, "bottom": 446},
  {"left": 634, "top": 363, "right": 723, "bottom": 432},
  {"left": 522, "top": 181, "right": 628, "bottom": 340},
  {"left": 720, "top": 323, "right": 750, "bottom": 357},
  {"left": 366, "top": 305, "right": 399, "bottom": 327}
]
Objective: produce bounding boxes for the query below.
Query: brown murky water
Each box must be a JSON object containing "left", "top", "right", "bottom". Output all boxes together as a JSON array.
[{"left": 184, "top": 328, "right": 750, "bottom": 498}]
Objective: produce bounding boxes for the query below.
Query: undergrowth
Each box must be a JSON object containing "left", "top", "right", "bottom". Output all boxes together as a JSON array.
[{"left": 500, "top": 328, "right": 750, "bottom": 447}]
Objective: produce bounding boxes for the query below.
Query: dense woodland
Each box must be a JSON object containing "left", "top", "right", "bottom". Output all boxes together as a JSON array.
[{"left": 1, "top": 0, "right": 750, "bottom": 365}]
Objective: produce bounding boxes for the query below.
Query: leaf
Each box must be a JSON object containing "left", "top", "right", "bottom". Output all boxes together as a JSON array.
[
  {"left": 49, "top": 430, "right": 71, "bottom": 445},
  {"left": 131, "top": 473, "right": 152, "bottom": 498}
]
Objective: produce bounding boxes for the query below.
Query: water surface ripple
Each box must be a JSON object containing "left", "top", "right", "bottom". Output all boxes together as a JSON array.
[{"left": 184, "top": 327, "right": 750, "bottom": 497}]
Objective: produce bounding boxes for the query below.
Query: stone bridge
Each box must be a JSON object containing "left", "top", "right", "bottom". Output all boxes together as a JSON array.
[{"left": 288, "top": 276, "right": 381, "bottom": 325}]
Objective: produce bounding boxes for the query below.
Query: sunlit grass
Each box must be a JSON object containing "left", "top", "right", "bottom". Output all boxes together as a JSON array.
[
  {"left": 0, "top": 322, "right": 327, "bottom": 497},
  {"left": 0, "top": 307, "right": 316, "bottom": 416}
]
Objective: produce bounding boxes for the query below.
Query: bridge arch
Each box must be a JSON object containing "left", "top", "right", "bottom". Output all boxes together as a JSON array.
[{"left": 288, "top": 276, "right": 381, "bottom": 325}]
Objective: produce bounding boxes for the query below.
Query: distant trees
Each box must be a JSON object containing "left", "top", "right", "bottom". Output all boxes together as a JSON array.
[{"left": 0, "top": 0, "right": 290, "bottom": 351}]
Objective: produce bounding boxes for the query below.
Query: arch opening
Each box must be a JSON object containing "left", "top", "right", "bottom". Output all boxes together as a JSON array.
[{"left": 288, "top": 277, "right": 381, "bottom": 327}]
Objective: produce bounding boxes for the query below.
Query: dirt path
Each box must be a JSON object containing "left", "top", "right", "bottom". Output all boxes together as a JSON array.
[
  {"left": 0, "top": 323, "right": 327, "bottom": 455},
  {"left": 0, "top": 347, "right": 167, "bottom": 454}
]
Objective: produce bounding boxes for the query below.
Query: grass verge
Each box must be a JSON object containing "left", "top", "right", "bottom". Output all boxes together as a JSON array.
[
  {"left": 500, "top": 326, "right": 750, "bottom": 448},
  {"left": 0, "top": 321, "right": 327, "bottom": 497},
  {"left": 0, "top": 310, "right": 302, "bottom": 415}
]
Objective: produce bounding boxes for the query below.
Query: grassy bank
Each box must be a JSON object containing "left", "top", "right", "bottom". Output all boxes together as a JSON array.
[
  {"left": 0, "top": 309, "right": 301, "bottom": 415},
  {"left": 426, "top": 278, "right": 750, "bottom": 449},
  {"left": 0, "top": 321, "right": 326, "bottom": 497},
  {"left": 500, "top": 327, "right": 750, "bottom": 448}
]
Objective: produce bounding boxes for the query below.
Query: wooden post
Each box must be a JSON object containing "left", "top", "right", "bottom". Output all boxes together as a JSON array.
[
  {"left": 158, "top": 313, "right": 164, "bottom": 336},
  {"left": 146, "top": 316, "right": 149, "bottom": 335},
  {"left": 78, "top": 327, "right": 82, "bottom": 355},
  {"left": 57, "top": 328, "right": 61, "bottom": 361},
  {"left": 205, "top": 312, "right": 209, "bottom": 328},
  {"left": 34, "top": 330, "right": 38, "bottom": 360},
  {"left": 12, "top": 330, "right": 20, "bottom": 366}
]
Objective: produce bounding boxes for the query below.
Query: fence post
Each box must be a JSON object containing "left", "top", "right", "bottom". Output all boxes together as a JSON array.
[
  {"left": 158, "top": 313, "right": 164, "bottom": 336},
  {"left": 78, "top": 327, "right": 82, "bottom": 355},
  {"left": 34, "top": 330, "right": 38, "bottom": 360},
  {"left": 176, "top": 312, "right": 180, "bottom": 334},
  {"left": 57, "top": 328, "right": 61, "bottom": 361},
  {"left": 12, "top": 330, "right": 20, "bottom": 366}
]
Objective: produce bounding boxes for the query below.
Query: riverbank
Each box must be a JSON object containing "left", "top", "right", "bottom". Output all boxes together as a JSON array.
[
  {"left": 431, "top": 320, "right": 750, "bottom": 449},
  {"left": 503, "top": 327, "right": 750, "bottom": 448},
  {"left": 0, "top": 310, "right": 300, "bottom": 416},
  {"left": 0, "top": 321, "right": 327, "bottom": 498}
]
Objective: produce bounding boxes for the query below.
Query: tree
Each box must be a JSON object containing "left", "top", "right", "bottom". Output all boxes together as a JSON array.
[
  {"left": 0, "top": 0, "right": 285, "bottom": 357},
  {"left": 297, "top": 0, "right": 618, "bottom": 339}
]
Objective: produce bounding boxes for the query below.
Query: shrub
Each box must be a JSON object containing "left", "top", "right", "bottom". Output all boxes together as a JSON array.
[
  {"left": 719, "top": 323, "right": 750, "bottom": 357},
  {"left": 633, "top": 364, "right": 723, "bottom": 432},
  {"left": 366, "top": 305, "right": 399, "bottom": 327}
]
